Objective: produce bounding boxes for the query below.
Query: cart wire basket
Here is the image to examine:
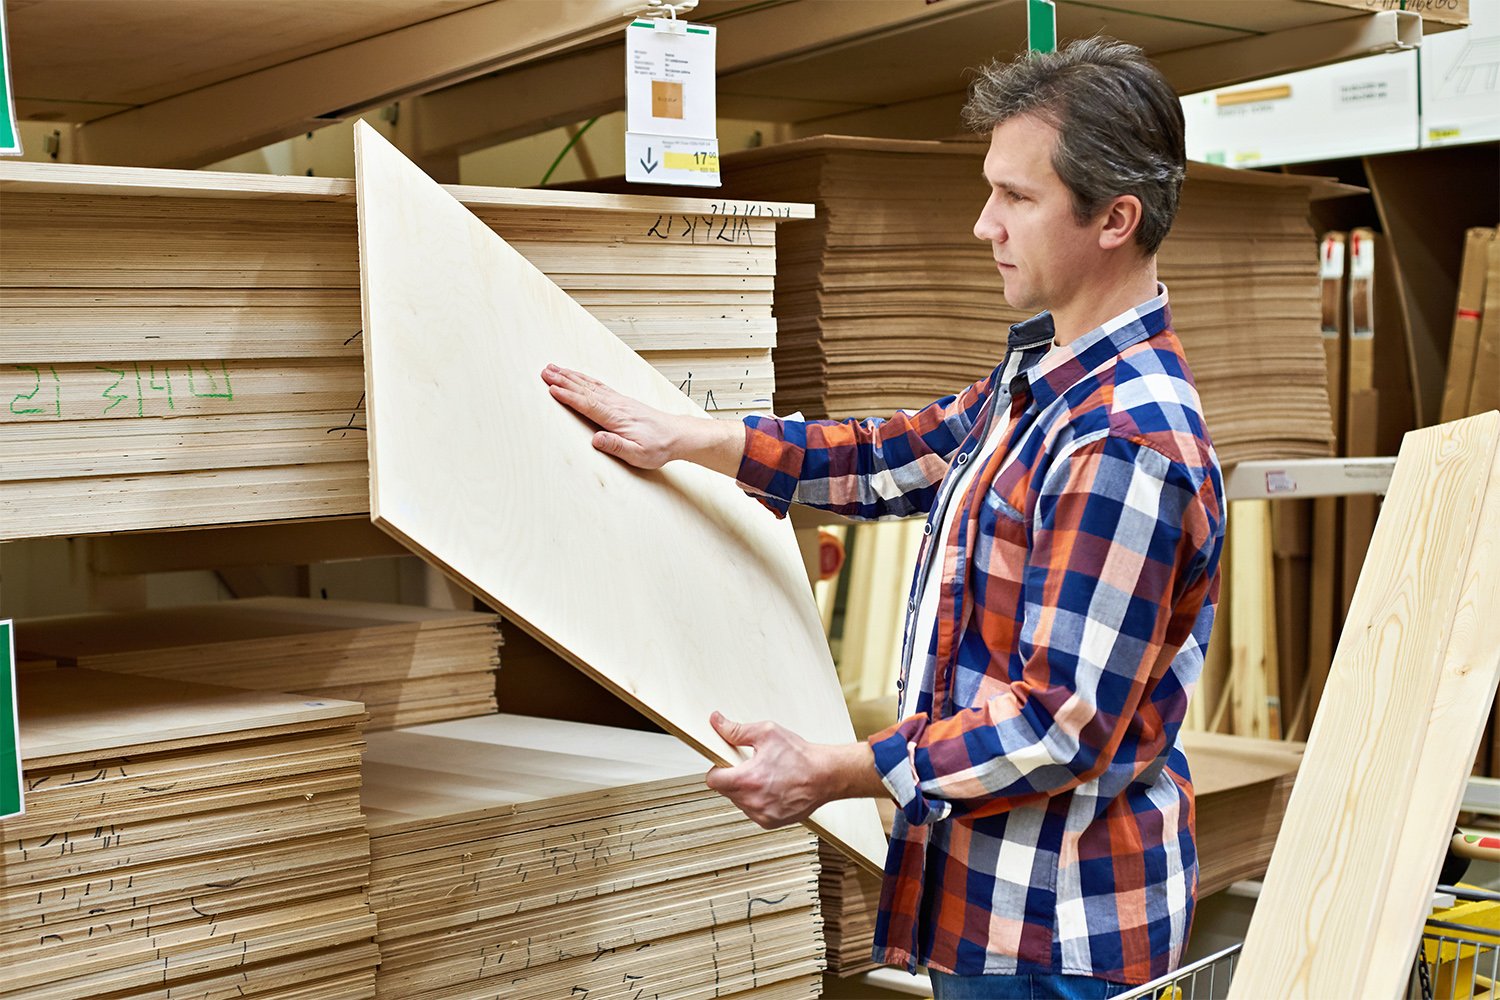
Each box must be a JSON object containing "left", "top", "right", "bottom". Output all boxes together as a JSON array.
[{"left": 1115, "top": 885, "right": 1500, "bottom": 1000}]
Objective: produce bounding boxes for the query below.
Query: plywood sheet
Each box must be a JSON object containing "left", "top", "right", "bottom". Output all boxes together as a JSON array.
[
  {"left": 18, "top": 668, "right": 363, "bottom": 762},
  {"left": 351, "top": 122, "right": 885, "bottom": 873},
  {"left": 1229, "top": 412, "right": 1500, "bottom": 999}
]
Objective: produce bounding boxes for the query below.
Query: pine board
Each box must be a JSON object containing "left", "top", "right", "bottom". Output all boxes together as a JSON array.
[{"left": 1229, "top": 412, "right": 1500, "bottom": 999}]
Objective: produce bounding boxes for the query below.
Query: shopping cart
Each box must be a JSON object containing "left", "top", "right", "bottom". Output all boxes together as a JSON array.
[{"left": 1115, "top": 885, "right": 1500, "bottom": 1000}]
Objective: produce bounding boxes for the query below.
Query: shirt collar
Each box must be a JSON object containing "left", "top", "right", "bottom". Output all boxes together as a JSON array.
[{"left": 1007, "top": 283, "right": 1172, "bottom": 410}]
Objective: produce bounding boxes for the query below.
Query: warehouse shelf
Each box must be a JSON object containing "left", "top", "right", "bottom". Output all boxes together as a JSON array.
[{"left": 6, "top": 0, "right": 1467, "bottom": 169}]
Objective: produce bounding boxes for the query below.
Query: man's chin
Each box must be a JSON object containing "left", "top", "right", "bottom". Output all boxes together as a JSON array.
[{"left": 1000, "top": 283, "right": 1035, "bottom": 312}]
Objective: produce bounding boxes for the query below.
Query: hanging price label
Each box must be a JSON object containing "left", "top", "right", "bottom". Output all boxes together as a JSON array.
[{"left": 625, "top": 17, "right": 719, "bottom": 187}]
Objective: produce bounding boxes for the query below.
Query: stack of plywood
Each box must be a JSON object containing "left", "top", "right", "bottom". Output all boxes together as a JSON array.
[
  {"left": 0, "top": 669, "right": 378, "bottom": 999},
  {"left": 816, "top": 841, "right": 883, "bottom": 976},
  {"left": 1184, "top": 730, "right": 1303, "bottom": 897},
  {"left": 361, "top": 714, "right": 825, "bottom": 1000},
  {"left": 696, "top": 136, "right": 1335, "bottom": 467},
  {"left": 14, "top": 597, "right": 500, "bottom": 730},
  {"left": 0, "top": 161, "right": 810, "bottom": 541}
]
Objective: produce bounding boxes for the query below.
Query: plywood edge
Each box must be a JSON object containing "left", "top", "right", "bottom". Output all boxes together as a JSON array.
[
  {"left": 18, "top": 668, "right": 366, "bottom": 762},
  {"left": 0, "top": 156, "right": 815, "bottom": 219},
  {"left": 1186, "top": 160, "right": 1365, "bottom": 199}
]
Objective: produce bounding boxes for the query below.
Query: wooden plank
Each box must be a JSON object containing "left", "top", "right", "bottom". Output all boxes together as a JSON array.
[
  {"left": 1363, "top": 412, "right": 1500, "bottom": 995},
  {"left": 1471, "top": 237, "right": 1500, "bottom": 416},
  {"left": 1229, "top": 412, "right": 1500, "bottom": 1000},
  {"left": 1306, "top": 233, "right": 1347, "bottom": 728},
  {"left": 1273, "top": 500, "right": 1311, "bottom": 739},
  {"left": 351, "top": 122, "right": 884, "bottom": 874},
  {"left": 1229, "top": 500, "right": 1277, "bottom": 738},
  {"left": 1439, "top": 228, "right": 1494, "bottom": 423},
  {"left": 1342, "top": 229, "right": 1383, "bottom": 617}
]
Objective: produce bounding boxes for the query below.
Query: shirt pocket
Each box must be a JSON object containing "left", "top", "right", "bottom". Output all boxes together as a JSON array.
[{"left": 964, "top": 486, "right": 1030, "bottom": 695}]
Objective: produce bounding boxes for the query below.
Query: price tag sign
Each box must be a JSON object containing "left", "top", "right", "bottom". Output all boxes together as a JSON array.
[
  {"left": 625, "top": 17, "right": 719, "bottom": 187},
  {"left": 1, "top": 620, "right": 21, "bottom": 820}
]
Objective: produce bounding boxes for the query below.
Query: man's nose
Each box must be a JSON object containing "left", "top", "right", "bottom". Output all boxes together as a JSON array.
[{"left": 974, "top": 210, "right": 1005, "bottom": 244}]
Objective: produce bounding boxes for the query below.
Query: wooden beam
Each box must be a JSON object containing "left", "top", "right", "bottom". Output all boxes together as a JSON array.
[
  {"left": 67, "top": 0, "right": 632, "bottom": 168},
  {"left": 409, "top": 0, "right": 993, "bottom": 158}
]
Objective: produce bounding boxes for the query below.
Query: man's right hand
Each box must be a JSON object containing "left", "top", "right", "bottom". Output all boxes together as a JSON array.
[{"left": 541, "top": 364, "right": 747, "bottom": 477}]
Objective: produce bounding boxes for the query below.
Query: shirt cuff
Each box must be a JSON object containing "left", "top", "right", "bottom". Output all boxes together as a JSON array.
[
  {"left": 734, "top": 414, "right": 798, "bottom": 518},
  {"left": 870, "top": 720, "right": 952, "bottom": 827}
]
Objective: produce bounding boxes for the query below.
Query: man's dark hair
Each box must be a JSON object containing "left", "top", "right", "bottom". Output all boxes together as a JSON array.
[{"left": 963, "top": 37, "right": 1186, "bottom": 255}]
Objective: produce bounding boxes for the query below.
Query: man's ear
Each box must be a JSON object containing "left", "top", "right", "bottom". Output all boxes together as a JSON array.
[{"left": 1098, "top": 194, "right": 1144, "bottom": 252}]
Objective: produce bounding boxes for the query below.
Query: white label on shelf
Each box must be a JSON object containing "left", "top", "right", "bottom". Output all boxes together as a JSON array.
[{"left": 1265, "top": 470, "right": 1299, "bottom": 495}]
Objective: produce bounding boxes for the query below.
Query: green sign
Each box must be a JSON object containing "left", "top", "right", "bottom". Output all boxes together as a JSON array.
[
  {"left": 1, "top": 620, "right": 20, "bottom": 819},
  {"left": 0, "top": 1, "right": 19, "bottom": 156},
  {"left": 1028, "top": 0, "right": 1057, "bottom": 55}
]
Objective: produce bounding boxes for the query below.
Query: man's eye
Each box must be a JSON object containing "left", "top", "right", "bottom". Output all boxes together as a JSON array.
[{"left": 1006, "top": 191, "right": 1024, "bottom": 202}]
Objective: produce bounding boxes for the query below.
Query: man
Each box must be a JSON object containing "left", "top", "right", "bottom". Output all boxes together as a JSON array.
[{"left": 543, "top": 37, "right": 1223, "bottom": 1000}]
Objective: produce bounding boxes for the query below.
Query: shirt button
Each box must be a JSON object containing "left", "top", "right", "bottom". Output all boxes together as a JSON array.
[
  {"left": 907, "top": 599, "right": 917, "bottom": 612},
  {"left": 922, "top": 523, "right": 933, "bottom": 536},
  {"left": 956, "top": 452, "right": 969, "bottom": 465}
]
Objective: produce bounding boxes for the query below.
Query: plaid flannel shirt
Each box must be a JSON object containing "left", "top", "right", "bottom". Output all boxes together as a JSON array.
[{"left": 735, "top": 289, "right": 1223, "bottom": 984}]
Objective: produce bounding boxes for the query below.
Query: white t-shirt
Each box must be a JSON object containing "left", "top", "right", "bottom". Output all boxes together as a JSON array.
[{"left": 898, "top": 343, "right": 1061, "bottom": 720}]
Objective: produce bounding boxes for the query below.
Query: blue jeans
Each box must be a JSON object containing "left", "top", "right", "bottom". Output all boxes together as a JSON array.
[{"left": 929, "top": 970, "right": 1133, "bottom": 1000}]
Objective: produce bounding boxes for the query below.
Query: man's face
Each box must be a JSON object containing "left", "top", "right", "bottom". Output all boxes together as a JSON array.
[{"left": 973, "top": 114, "right": 1102, "bottom": 315}]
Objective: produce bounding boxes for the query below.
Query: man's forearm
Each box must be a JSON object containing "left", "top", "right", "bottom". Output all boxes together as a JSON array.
[
  {"left": 671, "top": 415, "right": 748, "bottom": 478},
  {"left": 822, "top": 741, "right": 894, "bottom": 803}
]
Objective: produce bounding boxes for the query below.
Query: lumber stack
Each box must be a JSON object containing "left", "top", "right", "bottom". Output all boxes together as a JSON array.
[
  {"left": 0, "top": 161, "right": 809, "bottom": 541},
  {"left": 700, "top": 136, "right": 1335, "bottom": 467},
  {"left": 1184, "top": 730, "right": 1303, "bottom": 897},
  {"left": 0, "top": 669, "right": 378, "bottom": 999},
  {"left": 817, "top": 841, "right": 883, "bottom": 976},
  {"left": 361, "top": 714, "right": 825, "bottom": 999},
  {"left": 14, "top": 597, "right": 500, "bottom": 731}
]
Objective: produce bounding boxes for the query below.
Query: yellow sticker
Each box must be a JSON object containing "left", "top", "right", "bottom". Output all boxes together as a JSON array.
[
  {"left": 664, "top": 150, "right": 719, "bottom": 173},
  {"left": 1429, "top": 127, "right": 1462, "bottom": 141}
]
